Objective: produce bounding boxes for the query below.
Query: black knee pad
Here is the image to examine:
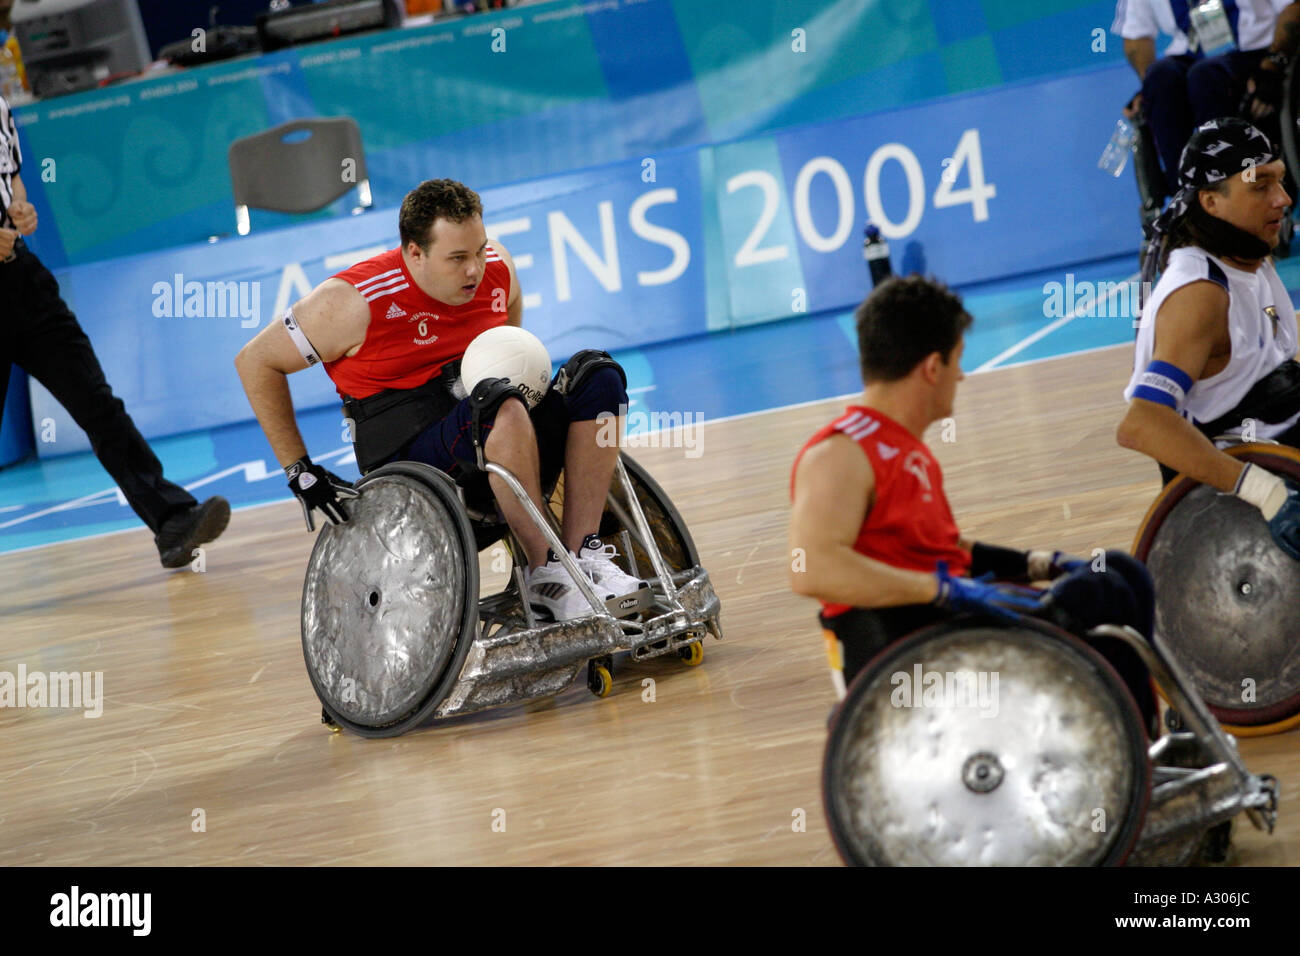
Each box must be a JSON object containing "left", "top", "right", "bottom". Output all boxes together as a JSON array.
[
  {"left": 555, "top": 349, "right": 628, "bottom": 420},
  {"left": 469, "top": 376, "right": 526, "bottom": 471},
  {"left": 1044, "top": 551, "right": 1153, "bottom": 641}
]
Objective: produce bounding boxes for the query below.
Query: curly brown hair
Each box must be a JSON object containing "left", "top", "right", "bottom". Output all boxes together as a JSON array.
[{"left": 399, "top": 179, "right": 484, "bottom": 250}]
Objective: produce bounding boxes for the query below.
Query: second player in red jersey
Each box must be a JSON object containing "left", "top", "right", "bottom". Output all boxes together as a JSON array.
[{"left": 788, "top": 276, "right": 1158, "bottom": 730}]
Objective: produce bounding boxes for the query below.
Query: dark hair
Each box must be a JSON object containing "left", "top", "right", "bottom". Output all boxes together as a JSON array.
[
  {"left": 1158, "top": 181, "right": 1232, "bottom": 271},
  {"left": 399, "top": 179, "right": 483, "bottom": 250},
  {"left": 855, "top": 275, "right": 972, "bottom": 383}
]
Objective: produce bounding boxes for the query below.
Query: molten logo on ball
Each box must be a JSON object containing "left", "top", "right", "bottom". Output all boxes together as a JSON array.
[{"left": 460, "top": 326, "right": 553, "bottom": 408}]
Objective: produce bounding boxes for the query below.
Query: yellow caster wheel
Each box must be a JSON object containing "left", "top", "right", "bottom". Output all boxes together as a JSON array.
[
  {"left": 321, "top": 707, "right": 342, "bottom": 733},
  {"left": 587, "top": 664, "right": 613, "bottom": 698},
  {"left": 679, "top": 642, "right": 704, "bottom": 666}
]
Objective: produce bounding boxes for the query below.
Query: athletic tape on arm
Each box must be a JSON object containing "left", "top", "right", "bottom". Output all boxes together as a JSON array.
[
  {"left": 282, "top": 308, "right": 322, "bottom": 367},
  {"left": 1132, "top": 360, "right": 1193, "bottom": 411}
]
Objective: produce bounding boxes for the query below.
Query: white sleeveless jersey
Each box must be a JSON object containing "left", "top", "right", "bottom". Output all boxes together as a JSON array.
[{"left": 1125, "top": 245, "right": 1300, "bottom": 440}]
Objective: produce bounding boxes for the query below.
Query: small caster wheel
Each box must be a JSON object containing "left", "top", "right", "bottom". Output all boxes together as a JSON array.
[
  {"left": 678, "top": 641, "right": 704, "bottom": 666},
  {"left": 321, "top": 707, "right": 342, "bottom": 733},
  {"left": 1164, "top": 707, "right": 1185, "bottom": 732},
  {"left": 587, "top": 663, "right": 613, "bottom": 698}
]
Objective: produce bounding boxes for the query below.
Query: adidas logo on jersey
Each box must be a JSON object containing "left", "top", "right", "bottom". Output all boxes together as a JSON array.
[
  {"left": 876, "top": 442, "right": 899, "bottom": 460},
  {"left": 385, "top": 303, "right": 407, "bottom": 319}
]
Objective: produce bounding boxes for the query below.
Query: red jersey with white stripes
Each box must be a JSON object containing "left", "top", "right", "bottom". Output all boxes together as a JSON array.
[
  {"left": 791, "top": 406, "right": 969, "bottom": 618},
  {"left": 324, "top": 246, "right": 511, "bottom": 399}
]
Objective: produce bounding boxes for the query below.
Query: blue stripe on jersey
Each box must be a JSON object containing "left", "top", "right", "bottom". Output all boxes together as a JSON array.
[
  {"left": 1170, "top": 0, "right": 1193, "bottom": 37},
  {"left": 1205, "top": 258, "right": 1229, "bottom": 291},
  {"left": 1223, "top": 0, "right": 1240, "bottom": 46}
]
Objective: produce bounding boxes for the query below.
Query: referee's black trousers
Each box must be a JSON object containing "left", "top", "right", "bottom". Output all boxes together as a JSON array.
[{"left": 0, "top": 240, "right": 196, "bottom": 533}]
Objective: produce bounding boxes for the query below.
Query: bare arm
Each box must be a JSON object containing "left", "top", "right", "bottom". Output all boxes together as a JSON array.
[
  {"left": 1269, "top": 2, "right": 1300, "bottom": 57},
  {"left": 789, "top": 436, "right": 940, "bottom": 608},
  {"left": 234, "top": 278, "right": 369, "bottom": 468},
  {"left": 1124, "top": 37, "right": 1156, "bottom": 81},
  {"left": 489, "top": 237, "right": 524, "bottom": 328},
  {"left": 1116, "top": 281, "right": 1245, "bottom": 491},
  {"left": 6, "top": 172, "right": 36, "bottom": 236}
]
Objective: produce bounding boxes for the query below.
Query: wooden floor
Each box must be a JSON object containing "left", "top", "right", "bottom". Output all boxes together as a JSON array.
[{"left": 1, "top": 343, "right": 1295, "bottom": 866}]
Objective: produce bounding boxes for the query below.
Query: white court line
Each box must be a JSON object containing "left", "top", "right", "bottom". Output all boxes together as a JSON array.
[
  {"left": 0, "top": 341, "right": 1136, "bottom": 557},
  {"left": 973, "top": 272, "right": 1139, "bottom": 373}
]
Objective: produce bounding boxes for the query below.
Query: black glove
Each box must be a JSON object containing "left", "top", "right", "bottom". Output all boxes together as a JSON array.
[
  {"left": 285, "top": 456, "right": 359, "bottom": 531},
  {"left": 1242, "top": 60, "right": 1285, "bottom": 117}
]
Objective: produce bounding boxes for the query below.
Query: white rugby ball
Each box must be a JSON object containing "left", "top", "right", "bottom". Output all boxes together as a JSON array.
[{"left": 460, "top": 325, "right": 552, "bottom": 407}]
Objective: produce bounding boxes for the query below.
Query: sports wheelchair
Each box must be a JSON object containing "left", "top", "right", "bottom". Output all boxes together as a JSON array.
[
  {"left": 1133, "top": 442, "right": 1300, "bottom": 737},
  {"left": 299, "top": 453, "right": 723, "bottom": 737},
  {"left": 822, "top": 613, "right": 1279, "bottom": 866}
]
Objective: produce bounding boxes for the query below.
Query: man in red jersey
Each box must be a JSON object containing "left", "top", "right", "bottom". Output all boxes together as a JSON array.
[
  {"left": 236, "top": 179, "right": 645, "bottom": 622},
  {"left": 789, "top": 276, "right": 1157, "bottom": 730}
]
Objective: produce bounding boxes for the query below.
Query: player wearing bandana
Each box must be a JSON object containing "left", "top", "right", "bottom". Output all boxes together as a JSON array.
[{"left": 1119, "top": 117, "right": 1300, "bottom": 559}]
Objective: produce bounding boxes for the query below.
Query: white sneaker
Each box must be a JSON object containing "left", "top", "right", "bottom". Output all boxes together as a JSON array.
[
  {"left": 526, "top": 558, "right": 612, "bottom": 622},
  {"left": 575, "top": 536, "right": 650, "bottom": 598}
]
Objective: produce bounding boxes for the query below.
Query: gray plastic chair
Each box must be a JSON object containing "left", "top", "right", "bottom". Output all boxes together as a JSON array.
[{"left": 227, "top": 117, "right": 373, "bottom": 236}]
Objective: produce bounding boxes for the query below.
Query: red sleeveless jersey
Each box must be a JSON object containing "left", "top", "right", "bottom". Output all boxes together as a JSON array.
[
  {"left": 324, "top": 246, "right": 512, "bottom": 399},
  {"left": 791, "top": 406, "right": 969, "bottom": 618}
]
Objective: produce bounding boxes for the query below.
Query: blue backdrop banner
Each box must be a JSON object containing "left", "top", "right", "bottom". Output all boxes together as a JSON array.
[
  {"left": 12, "top": 0, "right": 1130, "bottom": 269},
  {"left": 30, "top": 63, "right": 1140, "bottom": 457}
]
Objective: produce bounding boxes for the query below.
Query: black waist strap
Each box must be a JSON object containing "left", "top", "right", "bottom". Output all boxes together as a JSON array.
[
  {"left": 342, "top": 361, "right": 462, "bottom": 474},
  {"left": 1198, "top": 359, "right": 1300, "bottom": 438}
]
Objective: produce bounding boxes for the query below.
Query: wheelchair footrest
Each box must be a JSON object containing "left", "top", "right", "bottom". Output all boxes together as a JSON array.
[{"left": 606, "top": 585, "right": 654, "bottom": 618}]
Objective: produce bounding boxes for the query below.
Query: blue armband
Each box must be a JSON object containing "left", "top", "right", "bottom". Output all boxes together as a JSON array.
[{"left": 1132, "top": 360, "right": 1193, "bottom": 411}]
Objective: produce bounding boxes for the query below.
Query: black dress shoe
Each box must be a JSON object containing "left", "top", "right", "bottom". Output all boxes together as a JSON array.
[{"left": 156, "top": 496, "right": 231, "bottom": 569}]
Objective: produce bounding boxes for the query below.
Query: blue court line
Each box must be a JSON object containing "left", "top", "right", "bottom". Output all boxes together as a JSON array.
[{"left": 0, "top": 249, "right": 1257, "bottom": 556}]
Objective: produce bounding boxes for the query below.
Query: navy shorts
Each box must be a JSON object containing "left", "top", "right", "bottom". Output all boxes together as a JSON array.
[{"left": 386, "top": 364, "right": 626, "bottom": 515}]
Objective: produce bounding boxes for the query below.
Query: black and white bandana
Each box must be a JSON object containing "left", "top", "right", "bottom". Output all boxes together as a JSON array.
[{"left": 1150, "top": 117, "right": 1279, "bottom": 237}]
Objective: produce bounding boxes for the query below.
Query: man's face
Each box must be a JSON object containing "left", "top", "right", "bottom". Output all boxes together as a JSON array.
[
  {"left": 1204, "top": 159, "right": 1291, "bottom": 250},
  {"left": 405, "top": 215, "right": 488, "bottom": 305},
  {"left": 935, "top": 336, "right": 965, "bottom": 419}
]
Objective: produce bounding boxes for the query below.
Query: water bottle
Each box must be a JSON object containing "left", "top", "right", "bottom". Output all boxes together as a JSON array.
[
  {"left": 863, "top": 223, "right": 892, "bottom": 287},
  {"left": 1099, "top": 117, "right": 1136, "bottom": 177}
]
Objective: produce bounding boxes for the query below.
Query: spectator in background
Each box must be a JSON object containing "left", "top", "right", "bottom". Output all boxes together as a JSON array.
[{"left": 1114, "top": 0, "right": 1300, "bottom": 200}]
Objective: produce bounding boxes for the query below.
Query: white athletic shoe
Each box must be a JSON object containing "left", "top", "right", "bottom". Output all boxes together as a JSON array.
[
  {"left": 526, "top": 558, "right": 611, "bottom": 622},
  {"left": 575, "top": 536, "right": 650, "bottom": 598}
]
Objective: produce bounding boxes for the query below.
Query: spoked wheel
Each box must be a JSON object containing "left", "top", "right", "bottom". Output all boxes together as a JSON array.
[
  {"left": 301, "top": 462, "right": 479, "bottom": 738},
  {"left": 823, "top": 617, "right": 1151, "bottom": 866},
  {"left": 1133, "top": 444, "right": 1300, "bottom": 735}
]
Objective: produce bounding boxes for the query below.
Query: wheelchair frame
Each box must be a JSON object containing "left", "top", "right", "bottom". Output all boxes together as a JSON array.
[
  {"left": 435, "top": 457, "right": 723, "bottom": 718},
  {"left": 1091, "top": 624, "right": 1277, "bottom": 865},
  {"left": 307, "top": 453, "right": 722, "bottom": 735},
  {"left": 822, "top": 617, "right": 1278, "bottom": 866}
]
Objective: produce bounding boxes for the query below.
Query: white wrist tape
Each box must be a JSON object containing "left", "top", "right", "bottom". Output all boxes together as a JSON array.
[
  {"left": 282, "top": 308, "right": 321, "bottom": 367},
  {"left": 1234, "top": 463, "right": 1288, "bottom": 520},
  {"left": 1026, "top": 550, "right": 1056, "bottom": 581}
]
